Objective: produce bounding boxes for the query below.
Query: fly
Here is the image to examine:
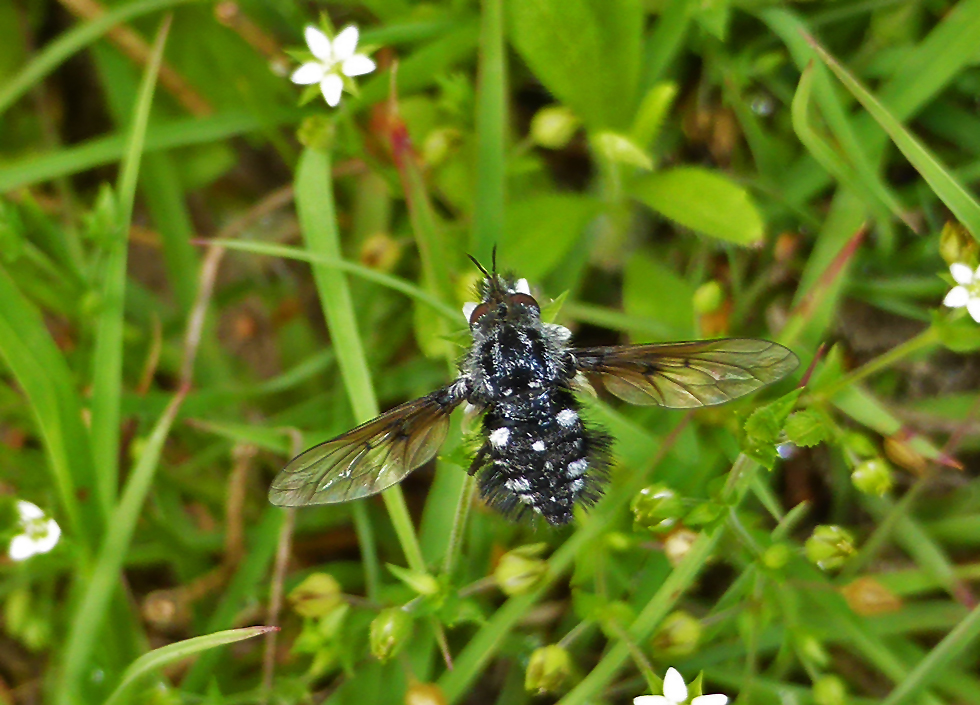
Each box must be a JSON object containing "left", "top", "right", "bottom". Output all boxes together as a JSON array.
[{"left": 269, "top": 254, "right": 799, "bottom": 525}]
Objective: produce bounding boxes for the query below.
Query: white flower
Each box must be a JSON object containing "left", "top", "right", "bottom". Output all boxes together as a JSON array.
[
  {"left": 634, "top": 667, "right": 728, "bottom": 705},
  {"left": 290, "top": 25, "right": 376, "bottom": 107},
  {"left": 7, "top": 500, "right": 61, "bottom": 561},
  {"left": 943, "top": 262, "right": 980, "bottom": 323}
]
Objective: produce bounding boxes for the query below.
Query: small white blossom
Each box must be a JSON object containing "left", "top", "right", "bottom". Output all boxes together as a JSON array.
[
  {"left": 634, "top": 667, "right": 728, "bottom": 705},
  {"left": 290, "top": 25, "right": 376, "bottom": 107},
  {"left": 943, "top": 262, "right": 980, "bottom": 323},
  {"left": 7, "top": 500, "right": 61, "bottom": 561}
]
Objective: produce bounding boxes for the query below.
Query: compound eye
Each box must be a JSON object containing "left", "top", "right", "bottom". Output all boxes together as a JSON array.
[
  {"left": 468, "top": 302, "right": 491, "bottom": 326},
  {"left": 508, "top": 293, "right": 540, "bottom": 313}
]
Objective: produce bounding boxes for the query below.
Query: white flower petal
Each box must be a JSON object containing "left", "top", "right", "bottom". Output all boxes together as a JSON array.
[
  {"left": 34, "top": 519, "right": 62, "bottom": 553},
  {"left": 332, "top": 26, "right": 359, "bottom": 60},
  {"left": 663, "top": 668, "right": 688, "bottom": 702},
  {"left": 692, "top": 695, "right": 729, "bottom": 705},
  {"left": 290, "top": 62, "right": 326, "bottom": 85},
  {"left": 967, "top": 296, "right": 980, "bottom": 324},
  {"left": 634, "top": 698, "right": 674, "bottom": 705},
  {"left": 304, "top": 26, "right": 332, "bottom": 61},
  {"left": 944, "top": 286, "right": 970, "bottom": 308},
  {"left": 320, "top": 73, "right": 344, "bottom": 107},
  {"left": 950, "top": 262, "right": 975, "bottom": 285},
  {"left": 342, "top": 54, "right": 376, "bottom": 77},
  {"left": 8, "top": 534, "right": 38, "bottom": 561},
  {"left": 16, "top": 500, "right": 45, "bottom": 521}
]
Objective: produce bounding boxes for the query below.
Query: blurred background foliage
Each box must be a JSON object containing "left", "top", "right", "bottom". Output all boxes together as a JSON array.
[{"left": 1, "top": 0, "right": 980, "bottom": 703}]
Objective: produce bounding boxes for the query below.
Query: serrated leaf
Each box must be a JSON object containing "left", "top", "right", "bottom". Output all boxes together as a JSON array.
[
  {"left": 744, "top": 389, "right": 803, "bottom": 444},
  {"left": 785, "top": 410, "right": 831, "bottom": 447},
  {"left": 632, "top": 166, "right": 765, "bottom": 245}
]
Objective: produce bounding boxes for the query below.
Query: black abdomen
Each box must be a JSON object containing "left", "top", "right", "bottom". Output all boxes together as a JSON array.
[{"left": 472, "top": 387, "right": 610, "bottom": 525}]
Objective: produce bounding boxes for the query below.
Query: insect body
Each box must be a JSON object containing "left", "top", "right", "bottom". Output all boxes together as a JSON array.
[{"left": 269, "top": 263, "right": 798, "bottom": 525}]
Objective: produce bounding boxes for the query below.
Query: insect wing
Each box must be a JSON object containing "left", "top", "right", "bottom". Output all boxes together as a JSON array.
[
  {"left": 573, "top": 338, "right": 798, "bottom": 408},
  {"left": 269, "top": 387, "right": 461, "bottom": 506}
]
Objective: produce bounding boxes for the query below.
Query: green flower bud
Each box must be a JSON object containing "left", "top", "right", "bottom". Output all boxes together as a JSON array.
[
  {"left": 631, "top": 484, "right": 684, "bottom": 534},
  {"left": 288, "top": 573, "right": 344, "bottom": 618},
  {"left": 422, "top": 127, "right": 461, "bottom": 165},
  {"left": 530, "top": 106, "right": 580, "bottom": 149},
  {"left": 369, "top": 607, "right": 412, "bottom": 663},
  {"left": 797, "top": 632, "right": 830, "bottom": 668},
  {"left": 652, "top": 610, "right": 702, "bottom": 656},
  {"left": 842, "top": 431, "right": 878, "bottom": 459},
  {"left": 851, "top": 458, "right": 893, "bottom": 496},
  {"left": 813, "top": 675, "right": 847, "bottom": 705},
  {"left": 805, "top": 525, "right": 856, "bottom": 571},
  {"left": 693, "top": 280, "right": 725, "bottom": 314},
  {"left": 494, "top": 544, "right": 548, "bottom": 596},
  {"left": 524, "top": 645, "right": 573, "bottom": 694},
  {"left": 762, "top": 542, "right": 791, "bottom": 570}
]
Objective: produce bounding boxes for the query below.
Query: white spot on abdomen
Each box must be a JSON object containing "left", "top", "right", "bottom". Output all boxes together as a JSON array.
[
  {"left": 489, "top": 427, "right": 510, "bottom": 448},
  {"left": 505, "top": 477, "right": 532, "bottom": 493},
  {"left": 567, "top": 459, "right": 588, "bottom": 478},
  {"left": 557, "top": 409, "right": 578, "bottom": 427},
  {"left": 532, "top": 440, "right": 546, "bottom": 452}
]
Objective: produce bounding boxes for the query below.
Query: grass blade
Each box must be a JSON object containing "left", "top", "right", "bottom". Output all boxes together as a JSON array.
[
  {"left": 472, "top": 0, "right": 506, "bottom": 253},
  {"left": 89, "top": 14, "right": 171, "bottom": 517},
  {"left": 807, "top": 37, "right": 980, "bottom": 239},
  {"left": 103, "top": 627, "right": 275, "bottom": 705},
  {"left": 294, "top": 147, "right": 426, "bottom": 576}
]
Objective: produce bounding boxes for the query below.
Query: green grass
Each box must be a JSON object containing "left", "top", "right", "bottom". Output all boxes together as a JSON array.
[{"left": 2, "top": 1, "right": 980, "bottom": 704}]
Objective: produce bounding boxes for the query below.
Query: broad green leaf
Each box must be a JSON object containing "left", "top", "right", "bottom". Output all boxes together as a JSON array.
[
  {"left": 502, "top": 195, "right": 600, "bottom": 281},
  {"left": 632, "top": 167, "right": 765, "bottom": 245},
  {"left": 508, "top": 0, "right": 642, "bottom": 130},
  {"left": 622, "top": 251, "right": 695, "bottom": 341}
]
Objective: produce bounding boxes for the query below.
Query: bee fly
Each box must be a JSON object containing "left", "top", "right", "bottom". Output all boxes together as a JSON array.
[{"left": 269, "top": 254, "right": 798, "bottom": 525}]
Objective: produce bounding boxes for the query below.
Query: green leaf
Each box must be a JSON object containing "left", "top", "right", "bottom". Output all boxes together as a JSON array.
[
  {"left": 103, "top": 627, "right": 274, "bottom": 705},
  {"left": 622, "top": 251, "right": 695, "bottom": 340},
  {"left": 933, "top": 313, "right": 980, "bottom": 353},
  {"left": 742, "top": 389, "right": 802, "bottom": 469},
  {"left": 508, "top": 0, "right": 642, "bottom": 130},
  {"left": 502, "top": 195, "right": 600, "bottom": 281},
  {"left": 809, "top": 38, "right": 980, "bottom": 241},
  {"left": 784, "top": 410, "right": 831, "bottom": 448},
  {"left": 632, "top": 167, "right": 764, "bottom": 245}
]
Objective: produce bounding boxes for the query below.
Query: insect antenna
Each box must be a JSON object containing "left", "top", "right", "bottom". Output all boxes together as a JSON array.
[{"left": 466, "top": 253, "right": 491, "bottom": 277}]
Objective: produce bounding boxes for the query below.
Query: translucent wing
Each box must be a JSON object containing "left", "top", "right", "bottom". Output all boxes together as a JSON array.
[
  {"left": 269, "top": 386, "right": 463, "bottom": 506},
  {"left": 573, "top": 338, "right": 798, "bottom": 408}
]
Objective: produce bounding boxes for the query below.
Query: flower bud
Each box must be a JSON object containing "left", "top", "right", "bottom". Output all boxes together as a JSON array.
[
  {"left": 851, "top": 458, "right": 893, "bottom": 496},
  {"left": 524, "top": 645, "right": 573, "bottom": 694},
  {"left": 693, "top": 280, "right": 724, "bottom": 314},
  {"left": 663, "top": 528, "right": 699, "bottom": 567},
  {"left": 494, "top": 544, "right": 548, "bottom": 596},
  {"left": 797, "top": 632, "right": 829, "bottom": 668},
  {"left": 288, "top": 573, "right": 344, "bottom": 618},
  {"left": 370, "top": 607, "right": 413, "bottom": 663},
  {"left": 651, "top": 610, "right": 702, "bottom": 656},
  {"left": 805, "top": 525, "right": 856, "bottom": 571},
  {"left": 631, "top": 484, "right": 684, "bottom": 534},
  {"left": 359, "top": 232, "right": 402, "bottom": 273},
  {"left": 939, "top": 221, "right": 978, "bottom": 269},
  {"left": 405, "top": 682, "right": 447, "bottom": 705},
  {"left": 530, "top": 106, "right": 580, "bottom": 149},
  {"left": 813, "top": 675, "right": 847, "bottom": 705},
  {"left": 422, "top": 127, "right": 461, "bottom": 165},
  {"left": 761, "top": 542, "right": 791, "bottom": 570}
]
